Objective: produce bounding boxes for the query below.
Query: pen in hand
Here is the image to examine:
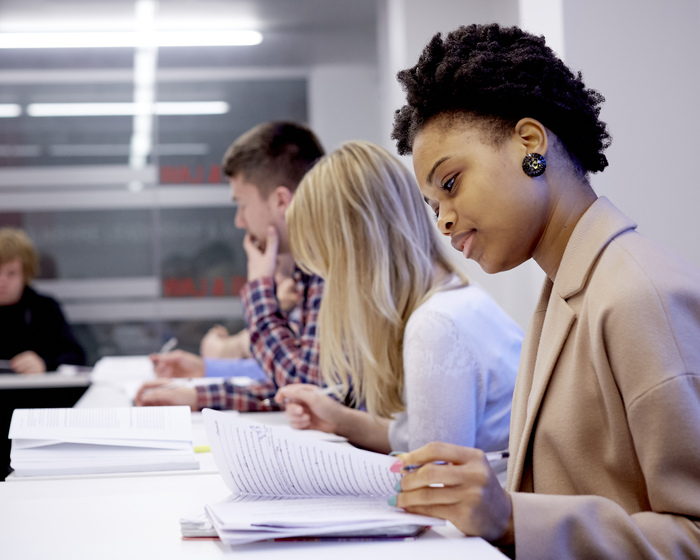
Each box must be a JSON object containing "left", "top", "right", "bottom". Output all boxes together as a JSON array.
[
  {"left": 158, "top": 337, "right": 178, "bottom": 354},
  {"left": 399, "top": 450, "right": 510, "bottom": 472},
  {"left": 260, "top": 384, "right": 344, "bottom": 408}
]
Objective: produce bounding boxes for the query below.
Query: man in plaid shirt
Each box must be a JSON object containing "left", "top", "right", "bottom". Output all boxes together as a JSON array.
[{"left": 135, "top": 122, "right": 326, "bottom": 411}]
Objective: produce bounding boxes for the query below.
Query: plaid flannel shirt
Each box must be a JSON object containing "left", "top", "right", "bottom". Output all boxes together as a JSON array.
[{"left": 195, "top": 268, "right": 324, "bottom": 411}]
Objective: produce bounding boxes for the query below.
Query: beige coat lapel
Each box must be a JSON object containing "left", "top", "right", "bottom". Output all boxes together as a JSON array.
[
  {"left": 506, "top": 197, "right": 637, "bottom": 491},
  {"left": 507, "top": 282, "right": 574, "bottom": 490}
]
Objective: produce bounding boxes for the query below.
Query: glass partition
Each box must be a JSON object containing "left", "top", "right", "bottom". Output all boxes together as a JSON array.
[{"left": 0, "top": 2, "right": 309, "bottom": 364}]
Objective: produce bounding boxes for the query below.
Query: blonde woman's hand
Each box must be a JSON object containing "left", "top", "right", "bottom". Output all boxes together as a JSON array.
[
  {"left": 134, "top": 379, "right": 198, "bottom": 410},
  {"left": 275, "top": 384, "right": 345, "bottom": 434},
  {"left": 392, "top": 443, "right": 514, "bottom": 545}
]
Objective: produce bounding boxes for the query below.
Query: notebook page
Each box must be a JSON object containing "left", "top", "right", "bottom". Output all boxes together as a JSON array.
[
  {"left": 9, "top": 407, "right": 193, "bottom": 442},
  {"left": 202, "top": 409, "right": 400, "bottom": 498},
  {"left": 205, "top": 494, "right": 442, "bottom": 530}
]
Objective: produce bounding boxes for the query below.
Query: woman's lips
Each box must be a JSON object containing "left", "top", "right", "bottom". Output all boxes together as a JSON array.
[
  {"left": 461, "top": 231, "right": 475, "bottom": 259},
  {"left": 452, "top": 230, "right": 476, "bottom": 259}
]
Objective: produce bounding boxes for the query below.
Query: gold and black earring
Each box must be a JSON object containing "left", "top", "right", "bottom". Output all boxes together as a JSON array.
[{"left": 522, "top": 153, "right": 546, "bottom": 177}]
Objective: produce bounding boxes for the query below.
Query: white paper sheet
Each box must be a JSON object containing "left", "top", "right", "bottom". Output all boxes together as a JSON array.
[
  {"left": 202, "top": 408, "right": 399, "bottom": 498},
  {"left": 9, "top": 406, "right": 193, "bottom": 442}
]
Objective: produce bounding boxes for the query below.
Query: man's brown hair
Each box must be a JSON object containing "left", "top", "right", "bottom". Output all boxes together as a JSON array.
[{"left": 222, "top": 121, "right": 325, "bottom": 197}]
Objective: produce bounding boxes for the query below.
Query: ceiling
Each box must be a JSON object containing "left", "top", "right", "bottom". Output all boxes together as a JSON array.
[{"left": 0, "top": 0, "right": 380, "bottom": 69}]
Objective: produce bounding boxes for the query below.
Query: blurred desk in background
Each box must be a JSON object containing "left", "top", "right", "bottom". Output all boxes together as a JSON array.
[{"left": 0, "top": 371, "right": 92, "bottom": 481}]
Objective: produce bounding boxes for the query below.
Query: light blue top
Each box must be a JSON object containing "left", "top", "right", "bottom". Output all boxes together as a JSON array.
[
  {"left": 388, "top": 278, "right": 522, "bottom": 456},
  {"left": 203, "top": 357, "right": 268, "bottom": 382}
]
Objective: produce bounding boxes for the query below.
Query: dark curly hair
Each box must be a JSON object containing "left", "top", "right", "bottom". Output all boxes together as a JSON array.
[{"left": 392, "top": 23, "right": 610, "bottom": 175}]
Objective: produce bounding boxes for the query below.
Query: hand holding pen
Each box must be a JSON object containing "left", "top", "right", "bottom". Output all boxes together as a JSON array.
[
  {"left": 388, "top": 442, "right": 514, "bottom": 545},
  {"left": 158, "top": 336, "right": 178, "bottom": 354},
  {"left": 394, "top": 450, "right": 509, "bottom": 472}
]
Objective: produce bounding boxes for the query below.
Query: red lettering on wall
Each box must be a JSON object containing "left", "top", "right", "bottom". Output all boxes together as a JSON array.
[
  {"left": 208, "top": 165, "right": 222, "bottom": 184},
  {"left": 231, "top": 276, "right": 247, "bottom": 296},
  {"left": 160, "top": 164, "right": 226, "bottom": 185},
  {"left": 211, "top": 276, "right": 225, "bottom": 296},
  {"left": 162, "top": 275, "right": 248, "bottom": 297},
  {"left": 163, "top": 278, "right": 184, "bottom": 297}
]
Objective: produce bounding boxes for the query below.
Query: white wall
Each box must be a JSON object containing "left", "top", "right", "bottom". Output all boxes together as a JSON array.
[
  {"left": 304, "top": 0, "right": 700, "bottom": 330},
  {"left": 376, "top": 0, "right": 542, "bottom": 330},
  {"left": 308, "top": 64, "right": 383, "bottom": 153},
  {"left": 563, "top": 0, "right": 700, "bottom": 269},
  {"left": 369, "top": 0, "right": 700, "bottom": 331}
]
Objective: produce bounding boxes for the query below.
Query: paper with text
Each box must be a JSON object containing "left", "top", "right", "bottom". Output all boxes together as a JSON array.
[
  {"left": 202, "top": 408, "right": 400, "bottom": 498},
  {"left": 9, "top": 406, "right": 193, "bottom": 443},
  {"left": 206, "top": 494, "right": 441, "bottom": 530}
]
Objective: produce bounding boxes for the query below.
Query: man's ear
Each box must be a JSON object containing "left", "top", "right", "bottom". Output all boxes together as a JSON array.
[
  {"left": 513, "top": 118, "right": 548, "bottom": 157},
  {"left": 270, "top": 185, "right": 294, "bottom": 213}
]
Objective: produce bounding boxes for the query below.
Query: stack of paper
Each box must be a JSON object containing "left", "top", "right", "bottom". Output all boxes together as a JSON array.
[
  {"left": 9, "top": 406, "right": 198, "bottom": 477},
  {"left": 199, "top": 409, "right": 443, "bottom": 545}
]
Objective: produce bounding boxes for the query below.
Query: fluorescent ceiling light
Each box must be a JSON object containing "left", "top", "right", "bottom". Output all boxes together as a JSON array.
[
  {"left": 27, "top": 102, "right": 229, "bottom": 117},
  {"left": 0, "top": 104, "right": 21, "bottom": 117},
  {"left": 49, "top": 143, "right": 209, "bottom": 157},
  {"left": 0, "top": 30, "right": 262, "bottom": 49}
]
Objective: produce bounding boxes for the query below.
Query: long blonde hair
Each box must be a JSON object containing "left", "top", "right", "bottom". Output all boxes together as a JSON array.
[{"left": 287, "top": 141, "right": 467, "bottom": 417}]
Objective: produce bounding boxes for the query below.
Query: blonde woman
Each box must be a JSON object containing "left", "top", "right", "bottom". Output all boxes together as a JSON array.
[{"left": 275, "top": 141, "right": 522, "bottom": 463}]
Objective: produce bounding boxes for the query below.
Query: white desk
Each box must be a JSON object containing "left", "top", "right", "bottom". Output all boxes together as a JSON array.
[
  {"left": 0, "top": 382, "right": 507, "bottom": 558},
  {"left": 0, "top": 371, "right": 91, "bottom": 390},
  {"left": 0, "top": 472, "right": 506, "bottom": 559}
]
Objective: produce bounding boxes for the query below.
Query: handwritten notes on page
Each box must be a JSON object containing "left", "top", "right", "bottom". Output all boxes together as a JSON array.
[
  {"left": 200, "top": 409, "right": 443, "bottom": 545},
  {"left": 203, "top": 408, "right": 398, "bottom": 498}
]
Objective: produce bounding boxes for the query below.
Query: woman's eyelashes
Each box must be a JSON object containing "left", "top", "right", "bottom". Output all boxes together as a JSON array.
[{"left": 441, "top": 175, "right": 456, "bottom": 192}]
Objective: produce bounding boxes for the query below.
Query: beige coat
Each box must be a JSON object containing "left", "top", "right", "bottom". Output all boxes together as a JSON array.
[{"left": 506, "top": 197, "right": 700, "bottom": 559}]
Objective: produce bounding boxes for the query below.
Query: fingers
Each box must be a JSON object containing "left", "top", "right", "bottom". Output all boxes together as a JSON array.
[
  {"left": 10, "top": 351, "right": 46, "bottom": 374},
  {"left": 134, "top": 379, "right": 173, "bottom": 404},
  {"left": 208, "top": 325, "right": 229, "bottom": 337},
  {"left": 284, "top": 402, "right": 312, "bottom": 429},
  {"left": 151, "top": 357, "right": 174, "bottom": 378},
  {"left": 398, "top": 458, "right": 490, "bottom": 493},
  {"left": 135, "top": 386, "right": 198, "bottom": 410},
  {"left": 275, "top": 383, "right": 317, "bottom": 402},
  {"left": 275, "top": 384, "right": 319, "bottom": 408},
  {"left": 398, "top": 441, "right": 482, "bottom": 469},
  {"left": 136, "top": 389, "right": 176, "bottom": 407},
  {"left": 276, "top": 385, "right": 319, "bottom": 429},
  {"left": 150, "top": 352, "right": 174, "bottom": 377},
  {"left": 244, "top": 228, "right": 279, "bottom": 281},
  {"left": 396, "top": 484, "right": 465, "bottom": 511},
  {"left": 263, "top": 226, "right": 279, "bottom": 259},
  {"left": 389, "top": 444, "right": 514, "bottom": 543},
  {"left": 243, "top": 233, "right": 263, "bottom": 257},
  {"left": 397, "top": 479, "right": 514, "bottom": 542},
  {"left": 276, "top": 277, "right": 296, "bottom": 293}
]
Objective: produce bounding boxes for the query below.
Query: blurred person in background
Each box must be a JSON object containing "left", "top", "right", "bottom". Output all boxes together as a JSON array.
[
  {"left": 0, "top": 228, "right": 85, "bottom": 373},
  {"left": 135, "top": 121, "right": 325, "bottom": 410}
]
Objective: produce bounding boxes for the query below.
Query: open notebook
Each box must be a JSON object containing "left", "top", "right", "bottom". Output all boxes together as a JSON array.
[
  {"left": 197, "top": 409, "right": 443, "bottom": 545},
  {"left": 9, "top": 406, "right": 198, "bottom": 477}
]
